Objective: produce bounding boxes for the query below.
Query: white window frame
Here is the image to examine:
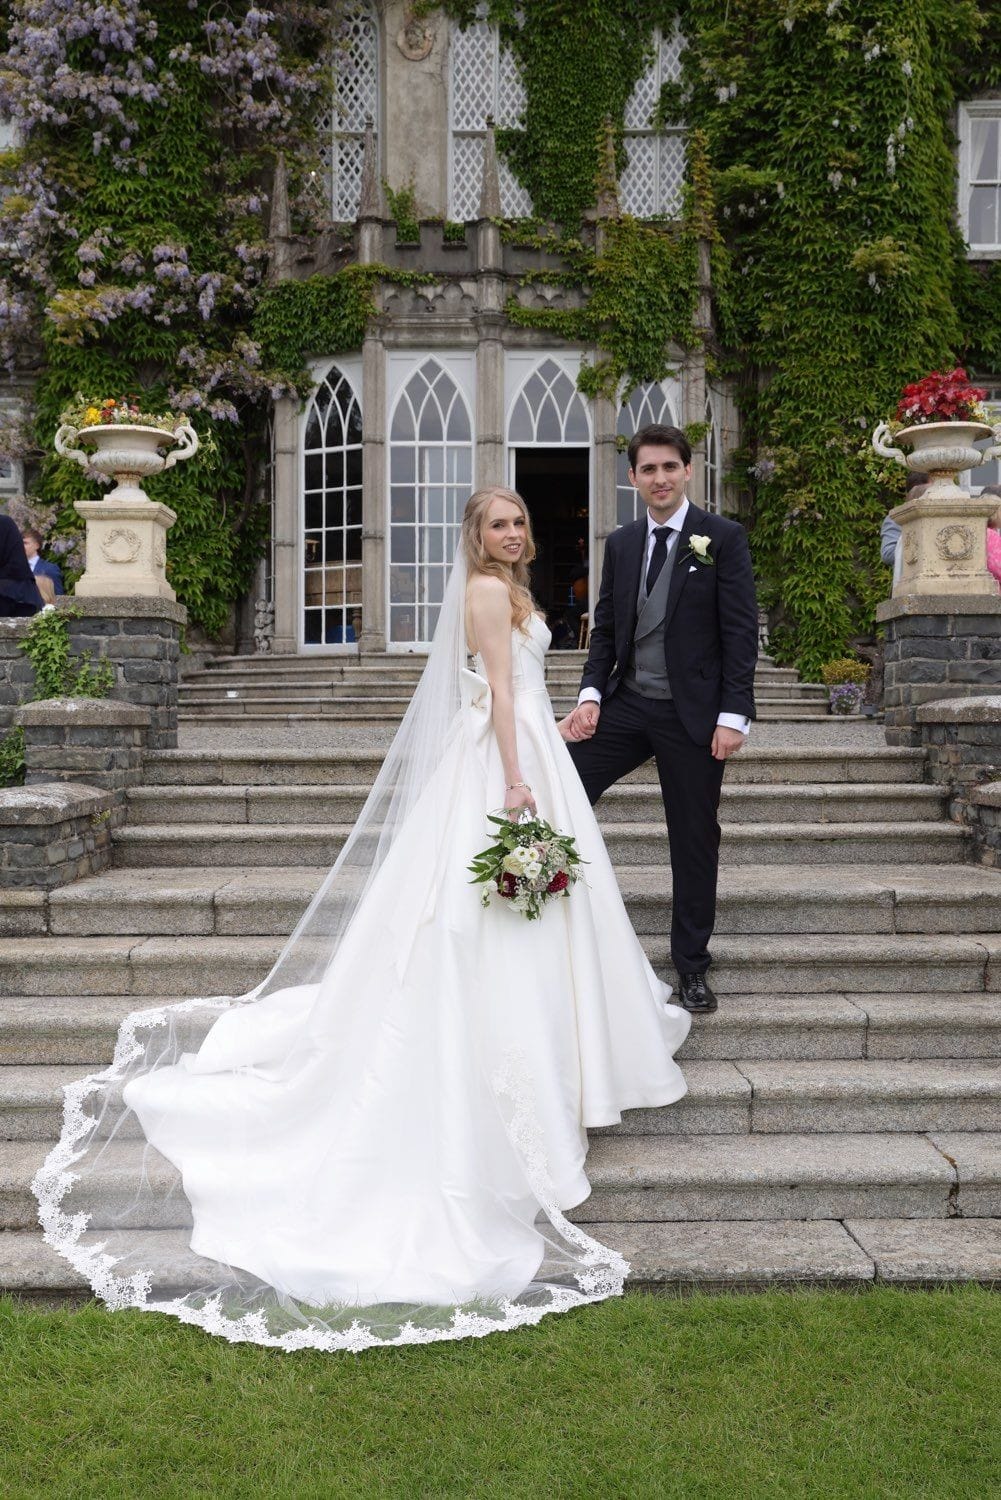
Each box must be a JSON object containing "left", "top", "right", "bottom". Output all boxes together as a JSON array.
[
  {"left": 958, "top": 100, "right": 1001, "bottom": 258},
  {"left": 298, "top": 355, "right": 363, "bottom": 653},
  {"left": 962, "top": 394, "right": 1001, "bottom": 492},
  {"left": 385, "top": 351, "right": 476, "bottom": 653}
]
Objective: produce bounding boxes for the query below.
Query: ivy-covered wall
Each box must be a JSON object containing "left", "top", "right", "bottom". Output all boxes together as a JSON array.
[{"left": 2, "top": 2, "right": 999, "bottom": 673}]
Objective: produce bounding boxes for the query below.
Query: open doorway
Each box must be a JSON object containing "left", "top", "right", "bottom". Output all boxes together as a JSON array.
[{"left": 513, "top": 448, "right": 589, "bottom": 650}]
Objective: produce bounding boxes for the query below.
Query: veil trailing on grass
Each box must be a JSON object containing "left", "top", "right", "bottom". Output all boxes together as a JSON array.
[{"left": 33, "top": 549, "right": 630, "bottom": 1352}]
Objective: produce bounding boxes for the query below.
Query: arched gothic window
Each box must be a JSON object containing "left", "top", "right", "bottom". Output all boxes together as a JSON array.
[
  {"left": 620, "top": 27, "right": 685, "bottom": 218},
  {"left": 319, "top": 0, "right": 379, "bottom": 221},
  {"left": 616, "top": 381, "right": 680, "bottom": 525},
  {"left": 509, "top": 358, "right": 590, "bottom": 445},
  {"left": 389, "top": 359, "right": 474, "bottom": 645},
  {"left": 302, "top": 368, "right": 363, "bottom": 647},
  {"left": 449, "top": 7, "right": 532, "bottom": 220}
]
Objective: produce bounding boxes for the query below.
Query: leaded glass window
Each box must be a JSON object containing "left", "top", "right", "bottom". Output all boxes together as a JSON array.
[
  {"left": 318, "top": 0, "right": 379, "bottom": 222},
  {"left": 449, "top": 6, "right": 532, "bottom": 220},
  {"left": 302, "top": 370, "right": 363, "bottom": 647},
  {"left": 616, "top": 382, "right": 680, "bottom": 525},
  {"left": 621, "top": 26, "right": 685, "bottom": 219},
  {"left": 389, "top": 360, "right": 474, "bottom": 646},
  {"left": 508, "top": 358, "right": 590, "bottom": 445}
]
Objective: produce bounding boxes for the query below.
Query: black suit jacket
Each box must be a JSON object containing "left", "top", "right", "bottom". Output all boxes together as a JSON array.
[{"left": 580, "top": 503, "right": 758, "bottom": 746}]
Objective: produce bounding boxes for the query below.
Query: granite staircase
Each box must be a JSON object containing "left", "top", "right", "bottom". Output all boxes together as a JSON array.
[
  {"left": 1, "top": 739, "right": 999, "bottom": 1295},
  {"left": 178, "top": 651, "right": 831, "bottom": 726}
]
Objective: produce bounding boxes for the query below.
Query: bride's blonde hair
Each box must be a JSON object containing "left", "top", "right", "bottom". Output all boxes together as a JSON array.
[{"left": 461, "top": 487, "right": 538, "bottom": 630}]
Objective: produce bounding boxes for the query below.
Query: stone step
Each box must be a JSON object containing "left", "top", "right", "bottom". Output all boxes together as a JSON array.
[
  {"left": 176, "top": 698, "right": 834, "bottom": 724},
  {"left": 178, "top": 677, "right": 827, "bottom": 704},
  {"left": 2, "top": 993, "right": 999, "bottom": 1068},
  {"left": 0, "top": 931, "right": 995, "bottom": 999},
  {"left": 10, "top": 863, "right": 998, "bottom": 939},
  {"left": 123, "top": 781, "right": 946, "bottom": 829},
  {"left": 10, "top": 1059, "right": 995, "bottom": 1142},
  {"left": 110, "top": 819, "right": 968, "bottom": 869},
  {"left": 142, "top": 745, "right": 924, "bottom": 788},
  {"left": 573, "top": 1132, "right": 992, "bottom": 1223},
  {"left": 4, "top": 1132, "right": 993, "bottom": 1229},
  {"left": 6, "top": 1218, "right": 999, "bottom": 1296}
]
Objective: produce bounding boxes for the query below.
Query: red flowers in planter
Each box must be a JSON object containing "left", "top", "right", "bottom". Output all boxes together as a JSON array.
[{"left": 896, "top": 367, "right": 986, "bottom": 426}]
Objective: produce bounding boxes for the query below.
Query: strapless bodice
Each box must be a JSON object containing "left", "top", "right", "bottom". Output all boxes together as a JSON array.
[{"left": 471, "top": 614, "right": 550, "bottom": 695}]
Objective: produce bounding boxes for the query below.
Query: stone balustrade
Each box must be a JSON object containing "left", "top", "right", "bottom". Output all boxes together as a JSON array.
[
  {"left": 877, "top": 595, "right": 1001, "bottom": 748},
  {"left": 916, "top": 695, "right": 1001, "bottom": 866}
]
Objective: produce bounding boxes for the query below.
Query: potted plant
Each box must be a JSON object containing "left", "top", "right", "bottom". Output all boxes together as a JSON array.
[
  {"left": 820, "top": 657, "right": 870, "bottom": 716},
  {"left": 54, "top": 396, "right": 198, "bottom": 502},
  {"left": 872, "top": 367, "right": 999, "bottom": 483}
]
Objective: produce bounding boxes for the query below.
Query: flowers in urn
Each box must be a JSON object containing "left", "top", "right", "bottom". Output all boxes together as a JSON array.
[
  {"left": 469, "top": 813, "right": 584, "bottom": 920},
  {"left": 59, "top": 395, "right": 183, "bottom": 436},
  {"left": 893, "top": 367, "right": 987, "bottom": 429},
  {"left": 820, "top": 657, "right": 870, "bottom": 716}
]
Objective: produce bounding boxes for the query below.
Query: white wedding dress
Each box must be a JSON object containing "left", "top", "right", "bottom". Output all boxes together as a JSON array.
[{"left": 35, "top": 610, "right": 690, "bottom": 1351}]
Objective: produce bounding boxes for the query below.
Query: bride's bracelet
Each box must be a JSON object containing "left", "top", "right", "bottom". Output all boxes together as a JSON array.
[{"left": 506, "top": 781, "right": 532, "bottom": 792}]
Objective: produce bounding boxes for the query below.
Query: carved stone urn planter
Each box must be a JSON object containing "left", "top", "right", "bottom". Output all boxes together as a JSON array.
[
  {"left": 872, "top": 420, "right": 1001, "bottom": 597},
  {"left": 54, "top": 421, "right": 199, "bottom": 602}
]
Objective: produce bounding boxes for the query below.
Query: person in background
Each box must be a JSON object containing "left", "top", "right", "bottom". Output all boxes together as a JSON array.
[
  {"left": 21, "top": 526, "right": 65, "bottom": 595},
  {"left": 981, "top": 484, "right": 1001, "bottom": 589},
  {"left": 881, "top": 470, "right": 929, "bottom": 589},
  {"left": 0, "top": 513, "right": 43, "bottom": 616}
]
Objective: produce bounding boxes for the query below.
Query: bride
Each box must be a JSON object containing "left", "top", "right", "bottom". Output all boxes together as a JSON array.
[{"left": 34, "top": 487, "right": 690, "bottom": 1352}]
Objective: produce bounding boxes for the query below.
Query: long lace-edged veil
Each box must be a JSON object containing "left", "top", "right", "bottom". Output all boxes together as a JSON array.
[{"left": 32, "top": 547, "right": 629, "bottom": 1352}]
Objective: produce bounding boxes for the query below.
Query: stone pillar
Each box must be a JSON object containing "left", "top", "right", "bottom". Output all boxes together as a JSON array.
[
  {"left": 270, "top": 397, "right": 299, "bottom": 655},
  {"left": 474, "top": 122, "right": 506, "bottom": 491},
  {"left": 382, "top": 0, "right": 447, "bottom": 217},
  {"left": 591, "top": 391, "right": 618, "bottom": 600},
  {"left": 971, "top": 781, "right": 1001, "bottom": 867},
  {"left": 360, "top": 327, "right": 388, "bottom": 653},
  {"left": 889, "top": 490, "right": 999, "bottom": 597},
  {"left": 74, "top": 497, "right": 178, "bottom": 601},
  {"left": 877, "top": 596, "right": 1001, "bottom": 747}
]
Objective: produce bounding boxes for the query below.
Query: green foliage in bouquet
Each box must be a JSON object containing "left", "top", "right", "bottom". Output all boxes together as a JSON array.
[{"left": 468, "top": 813, "right": 585, "bottom": 921}]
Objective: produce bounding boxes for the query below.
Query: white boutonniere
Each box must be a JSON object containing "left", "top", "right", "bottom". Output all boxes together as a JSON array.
[{"left": 682, "top": 534, "right": 714, "bottom": 566}]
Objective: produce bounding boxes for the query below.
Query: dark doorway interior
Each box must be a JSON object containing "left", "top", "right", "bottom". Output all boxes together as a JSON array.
[{"left": 514, "top": 448, "right": 589, "bottom": 648}]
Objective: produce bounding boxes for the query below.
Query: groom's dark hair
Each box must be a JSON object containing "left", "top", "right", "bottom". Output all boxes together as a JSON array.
[{"left": 628, "top": 424, "right": 692, "bottom": 470}]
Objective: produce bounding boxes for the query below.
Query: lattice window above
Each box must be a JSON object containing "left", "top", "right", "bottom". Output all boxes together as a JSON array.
[
  {"left": 318, "top": 0, "right": 379, "bottom": 222},
  {"left": 449, "top": 9, "right": 532, "bottom": 220},
  {"left": 509, "top": 359, "right": 590, "bottom": 444},
  {"left": 621, "top": 26, "right": 686, "bottom": 219}
]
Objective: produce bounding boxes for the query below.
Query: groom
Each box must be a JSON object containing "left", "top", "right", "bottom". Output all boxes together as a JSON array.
[{"left": 566, "top": 424, "right": 758, "bottom": 1014}]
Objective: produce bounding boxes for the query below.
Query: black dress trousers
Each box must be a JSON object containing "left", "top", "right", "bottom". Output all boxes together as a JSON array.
[{"left": 568, "top": 687, "right": 726, "bottom": 976}]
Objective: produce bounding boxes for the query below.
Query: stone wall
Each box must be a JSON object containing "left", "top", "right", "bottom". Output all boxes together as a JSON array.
[
  {"left": 917, "top": 696, "right": 1001, "bottom": 866},
  {"left": 0, "top": 594, "right": 185, "bottom": 749},
  {"left": 877, "top": 595, "right": 1001, "bottom": 747},
  {"left": 0, "top": 782, "right": 117, "bottom": 890}
]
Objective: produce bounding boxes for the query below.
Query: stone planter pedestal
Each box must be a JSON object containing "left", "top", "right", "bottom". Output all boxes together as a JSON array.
[
  {"left": 74, "top": 497, "right": 178, "bottom": 602},
  {"left": 886, "top": 491, "right": 999, "bottom": 598}
]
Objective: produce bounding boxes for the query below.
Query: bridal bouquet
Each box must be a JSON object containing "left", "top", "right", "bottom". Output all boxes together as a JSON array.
[{"left": 469, "top": 813, "right": 584, "bottom": 920}]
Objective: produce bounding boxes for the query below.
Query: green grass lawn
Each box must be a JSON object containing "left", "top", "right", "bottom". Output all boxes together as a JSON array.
[{"left": 2, "top": 1287, "right": 998, "bottom": 1499}]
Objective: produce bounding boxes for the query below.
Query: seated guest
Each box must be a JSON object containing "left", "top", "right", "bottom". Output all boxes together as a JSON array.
[
  {"left": 21, "top": 526, "right": 65, "bottom": 595},
  {"left": 0, "top": 513, "right": 42, "bottom": 616}
]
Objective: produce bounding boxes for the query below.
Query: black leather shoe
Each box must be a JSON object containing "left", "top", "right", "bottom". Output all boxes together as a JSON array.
[{"left": 678, "top": 973, "right": 718, "bottom": 1013}]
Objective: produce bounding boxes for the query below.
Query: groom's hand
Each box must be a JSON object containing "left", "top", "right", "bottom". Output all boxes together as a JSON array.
[
  {"left": 711, "top": 726, "right": 746, "bottom": 761},
  {"left": 567, "top": 702, "right": 600, "bottom": 741}
]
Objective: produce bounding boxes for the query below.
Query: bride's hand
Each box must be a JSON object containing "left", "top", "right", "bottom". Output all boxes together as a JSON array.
[
  {"left": 555, "top": 714, "right": 576, "bottom": 742},
  {"left": 504, "top": 783, "right": 536, "bottom": 819}
]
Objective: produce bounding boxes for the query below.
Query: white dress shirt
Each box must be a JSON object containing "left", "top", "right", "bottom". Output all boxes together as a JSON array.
[{"left": 578, "top": 499, "right": 750, "bottom": 737}]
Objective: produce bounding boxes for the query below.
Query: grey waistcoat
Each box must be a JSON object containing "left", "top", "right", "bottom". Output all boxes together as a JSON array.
[{"left": 621, "top": 535, "right": 674, "bottom": 700}]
